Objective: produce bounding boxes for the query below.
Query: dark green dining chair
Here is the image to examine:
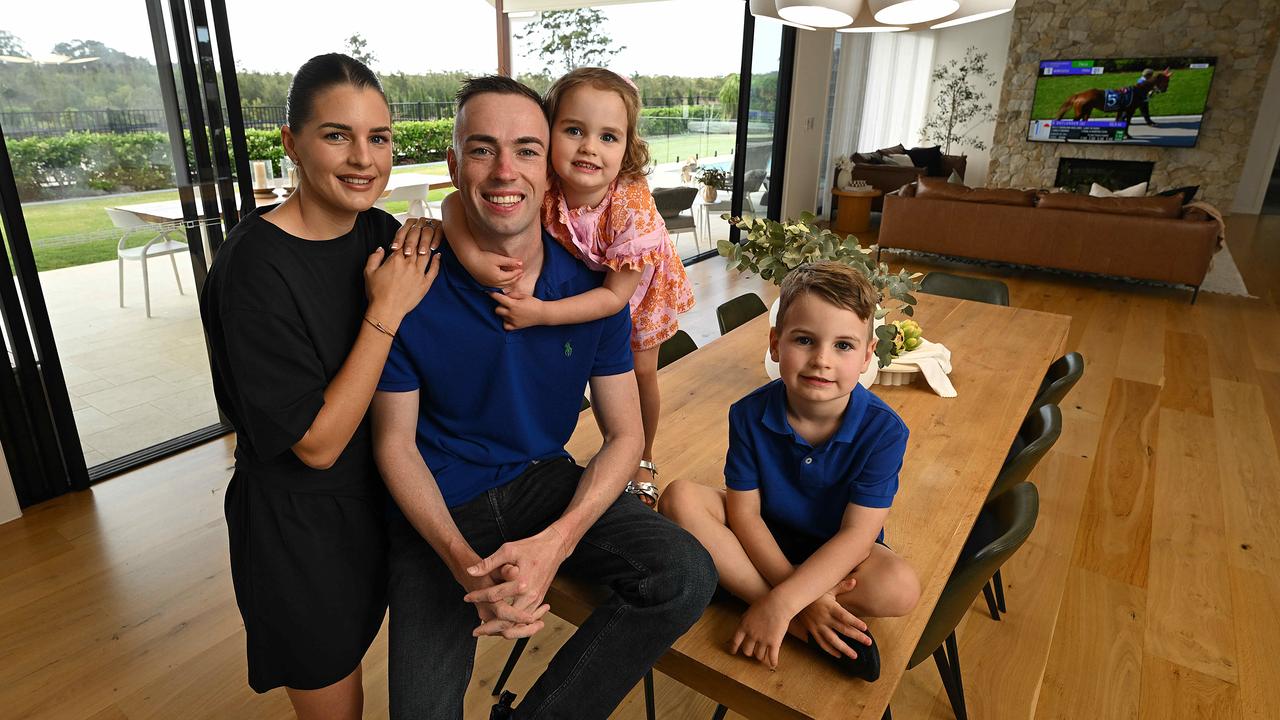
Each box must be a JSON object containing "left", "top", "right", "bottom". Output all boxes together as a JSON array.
[
  {"left": 1028, "top": 352, "right": 1085, "bottom": 415},
  {"left": 919, "top": 272, "right": 1010, "bottom": 306},
  {"left": 904, "top": 482, "right": 1040, "bottom": 720},
  {"left": 715, "top": 293, "right": 769, "bottom": 335},
  {"left": 981, "top": 403, "right": 1061, "bottom": 620},
  {"left": 657, "top": 330, "right": 698, "bottom": 370}
]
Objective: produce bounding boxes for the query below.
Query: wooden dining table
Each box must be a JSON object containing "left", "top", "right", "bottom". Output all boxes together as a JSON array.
[{"left": 553, "top": 293, "right": 1070, "bottom": 719}]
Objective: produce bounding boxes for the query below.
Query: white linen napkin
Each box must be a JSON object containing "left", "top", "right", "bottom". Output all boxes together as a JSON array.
[{"left": 891, "top": 340, "right": 956, "bottom": 397}]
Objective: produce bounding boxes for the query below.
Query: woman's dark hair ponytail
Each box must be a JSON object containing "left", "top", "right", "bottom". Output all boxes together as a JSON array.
[{"left": 285, "top": 53, "right": 386, "bottom": 129}]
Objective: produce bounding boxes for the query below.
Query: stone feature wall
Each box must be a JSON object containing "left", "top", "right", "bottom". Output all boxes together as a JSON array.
[{"left": 987, "top": 0, "right": 1280, "bottom": 208}]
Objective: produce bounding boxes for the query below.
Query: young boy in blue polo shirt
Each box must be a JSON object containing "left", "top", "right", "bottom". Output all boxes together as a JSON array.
[{"left": 660, "top": 261, "right": 920, "bottom": 680}]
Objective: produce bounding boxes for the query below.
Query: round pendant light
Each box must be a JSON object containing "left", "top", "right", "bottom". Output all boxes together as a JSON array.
[
  {"left": 749, "top": 0, "right": 817, "bottom": 29},
  {"left": 838, "top": 1, "right": 909, "bottom": 32},
  {"left": 930, "top": 0, "right": 1015, "bottom": 28},
  {"left": 776, "top": 0, "right": 863, "bottom": 28},
  {"left": 869, "top": 0, "right": 960, "bottom": 25}
]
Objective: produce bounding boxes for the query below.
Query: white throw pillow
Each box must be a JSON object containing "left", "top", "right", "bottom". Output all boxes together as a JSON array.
[
  {"left": 947, "top": 170, "right": 965, "bottom": 185},
  {"left": 885, "top": 154, "right": 916, "bottom": 167},
  {"left": 1089, "top": 181, "right": 1148, "bottom": 197}
]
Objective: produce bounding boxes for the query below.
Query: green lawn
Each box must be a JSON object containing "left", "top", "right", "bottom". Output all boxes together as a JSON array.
[
  {"left": 644, "top": 132, "right": 738, "bottom": 164},
  {"left": 23, "top": 163, "right": 452, "bottom": 272},
  {"left": 1031, "top": 67, "right": 1214, "bottom": 120}
]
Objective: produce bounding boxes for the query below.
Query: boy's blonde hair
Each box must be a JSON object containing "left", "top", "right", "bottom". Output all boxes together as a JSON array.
[
  {"left": 544, "top": 67, "right": 651, "bottom": 180},
  {"left": 776, "top": 262, "right": 877, "bottom": 338}
]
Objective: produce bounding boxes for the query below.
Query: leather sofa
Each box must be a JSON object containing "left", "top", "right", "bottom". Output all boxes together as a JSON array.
[
  {"left": 877, "top": 177, "right": 1220, "bottom": 299},
  {"left": 842, "top": 154, "right": 968, "bottom": 211}
]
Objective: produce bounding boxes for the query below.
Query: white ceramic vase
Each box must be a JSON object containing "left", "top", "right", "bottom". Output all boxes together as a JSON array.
[
  {"left": 763, "top": 298, "right": 880, "bottom": 388},
  {"left": 836, "top": 167, "right": 853, "bottom": 192}
]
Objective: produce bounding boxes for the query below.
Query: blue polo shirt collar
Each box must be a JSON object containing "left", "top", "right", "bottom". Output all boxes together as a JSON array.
[{"left": 760, "top": 380, "right": 870, "bottom": 449}]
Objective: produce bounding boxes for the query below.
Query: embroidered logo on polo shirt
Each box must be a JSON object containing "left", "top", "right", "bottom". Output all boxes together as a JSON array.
[{"left": 564, "top": 341, "right": 573, "bottom": 357}]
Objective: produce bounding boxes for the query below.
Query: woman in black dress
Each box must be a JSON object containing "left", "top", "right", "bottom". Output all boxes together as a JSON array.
[{"left": 201, "top": 54, "right": 439, "bottom": 718}]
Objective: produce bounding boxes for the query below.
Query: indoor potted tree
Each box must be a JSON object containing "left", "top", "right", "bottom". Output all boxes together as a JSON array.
[{"left": 718, "top": 212, "right": 922, "bottom": 380}]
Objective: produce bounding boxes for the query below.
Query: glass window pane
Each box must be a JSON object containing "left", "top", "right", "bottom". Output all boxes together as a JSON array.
[{"left": 0, "top": 3, "right": 222, "bottom": 470}]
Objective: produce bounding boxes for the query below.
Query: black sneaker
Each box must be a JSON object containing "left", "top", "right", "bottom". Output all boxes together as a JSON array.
[
  {"left": 490, "top": 690, "right": 517, "bottom": 719},
  {"left": 810, "top": 630, "right": 881, "bottom": 681}
]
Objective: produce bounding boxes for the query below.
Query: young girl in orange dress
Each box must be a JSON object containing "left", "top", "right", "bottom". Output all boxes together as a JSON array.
[{"left": 443, "top": 67, "right": 694, "bottom": 503}]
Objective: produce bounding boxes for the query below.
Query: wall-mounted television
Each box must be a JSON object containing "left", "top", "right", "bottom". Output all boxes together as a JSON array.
[{"left": 1027, "top": 56, "right": 1216, "bottom": 147}]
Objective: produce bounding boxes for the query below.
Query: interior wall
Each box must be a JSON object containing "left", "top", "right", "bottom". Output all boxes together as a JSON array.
[
  {"left": 1232, "top": 39, "right": 1280, "bottom": 214},
  {"left": 0, "top": 446, "right": 20, "bottom": 525},
  {"left": 780, "top": 28, "right": 835, "bottom": 219},
  {"left": 987, "top": 0, "right": 1280, "bottom": 208},
  {"left": 926, "top": 13, "right": 1014, "bottom": 186}
]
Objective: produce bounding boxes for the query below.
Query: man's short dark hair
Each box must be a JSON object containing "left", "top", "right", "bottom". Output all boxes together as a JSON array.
[
  {"left": 453, "top": 75, "right": 546, "bottom": 149},
  {"left": 455, "top": 75, "right": 545, "bottom": 117}
]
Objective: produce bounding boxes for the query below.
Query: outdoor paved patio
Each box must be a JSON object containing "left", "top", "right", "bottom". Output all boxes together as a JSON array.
[{"left": 42, "top": 254, "right": 217, "bottom": 467}]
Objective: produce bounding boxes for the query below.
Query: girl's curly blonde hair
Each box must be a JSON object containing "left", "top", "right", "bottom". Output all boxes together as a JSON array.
[{"left": 543, "top": 67, "right": 651, "bottom": 180}]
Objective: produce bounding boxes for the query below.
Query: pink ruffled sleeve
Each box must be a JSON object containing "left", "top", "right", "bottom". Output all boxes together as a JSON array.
[{"left": 598, "top": 178, "right": 670, "bottom": 273}]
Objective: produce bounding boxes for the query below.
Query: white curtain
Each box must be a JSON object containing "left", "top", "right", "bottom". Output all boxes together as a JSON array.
[
  {"left": 856, "top": 31, "right": 936, "bottom": 152},
  {"left": 824, "top": 30, "right": 936, "bottom": 161},
  {"left": 820, "top": 31, "right": 935, "bottom": 218},
  {"left": 823, "top": 34, "right": 871, "bottom": 184}
]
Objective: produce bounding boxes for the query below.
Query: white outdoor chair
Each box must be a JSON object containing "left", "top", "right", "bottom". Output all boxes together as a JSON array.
[
  {"left": 375, "top": 183, "right": 431, "bottom": 223},
  {"left": 107, "top": 208, "right": 189, "bottom": 319}
]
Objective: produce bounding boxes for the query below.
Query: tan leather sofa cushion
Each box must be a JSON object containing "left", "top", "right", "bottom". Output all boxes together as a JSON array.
[
  {"left": 916, "top": 176, "right": 1037, "bottom": 207},
  {"left": 1036, "top": 192, "right": 1183, "bottom": 219}
]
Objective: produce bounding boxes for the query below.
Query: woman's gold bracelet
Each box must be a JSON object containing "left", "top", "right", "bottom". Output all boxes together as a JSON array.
[{"left": 364, "top": 315, "right": 395, "bottom": 337}]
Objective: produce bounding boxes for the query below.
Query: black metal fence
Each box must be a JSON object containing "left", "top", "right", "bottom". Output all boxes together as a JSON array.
[
  {"left": 0, "top": 109, "right": 171, "bottom": 138},
  {"left": 2, "top": 96, "right": 724, "bottom": 137}
]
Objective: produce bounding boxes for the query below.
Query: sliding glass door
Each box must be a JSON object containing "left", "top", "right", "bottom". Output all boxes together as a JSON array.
[{"left": 0, "top": 0, "right": 249, "bottom": 502}]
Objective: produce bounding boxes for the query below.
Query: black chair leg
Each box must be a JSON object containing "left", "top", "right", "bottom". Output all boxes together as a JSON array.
[
  {"left": 711, "top": 703, "right": 729, "bottom": 720},
  {"left": 932, "top": 631, "right": 969, "bottom": 720},
  {"left": 981, "top": 580, "right": 1001, "bottom": 620},
  {"left": 492, "top": 637, "right": 530, "bottom": 696},
  {"left": 993, "top": 568, "right": 1007, "bottom": 613},
  {"left": 644, "top": 670, "right": 656, "bottom": 720}
]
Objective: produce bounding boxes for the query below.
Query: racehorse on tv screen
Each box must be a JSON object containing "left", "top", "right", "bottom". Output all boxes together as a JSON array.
[{"left": 1026, "top": 57, "right": 1215, "bottom": 147}]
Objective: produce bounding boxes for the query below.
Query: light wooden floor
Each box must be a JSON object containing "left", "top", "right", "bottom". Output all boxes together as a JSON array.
[{"left": 3, "top": 214, "right": 1278, "bottom": 719}]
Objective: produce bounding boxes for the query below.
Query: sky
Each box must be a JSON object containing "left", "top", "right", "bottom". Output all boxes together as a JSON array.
[{"left": 1, "top": 0, "right": 761, "bottom": 78}]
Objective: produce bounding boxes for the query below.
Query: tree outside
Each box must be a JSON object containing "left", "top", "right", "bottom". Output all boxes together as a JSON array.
[
  {"left": 919, "top": 46, "right": 997, "bottom": 154},
  {"left": 344, "top": 32, "right": 376, "bottom": 68},
  {"left": 0, "top": 30, "right": 30, "bottom": 58},
  {"left": 718, "top": 74, "right": 739, "bottom": 119},
  {"left": 515, "top": 9, "right": 624, "bottom": 75}
]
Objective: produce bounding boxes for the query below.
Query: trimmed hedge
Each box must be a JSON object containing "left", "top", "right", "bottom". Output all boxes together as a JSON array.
[
  {"left": 390, "top": 120, "right": 454, "bottom": 165},
  {"left": 11, "top": 110, "right": 728, "bottom": 199},
  {"left": 11, "top": 119, "right": 456, "bottom": 201},
  {"left": 9, "top": 131, "right": 172, "bottom": 200}
]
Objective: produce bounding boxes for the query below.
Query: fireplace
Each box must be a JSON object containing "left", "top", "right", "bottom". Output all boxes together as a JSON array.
[{"left": 1055, "top": 158, "right": 1154, "bottom": 193}]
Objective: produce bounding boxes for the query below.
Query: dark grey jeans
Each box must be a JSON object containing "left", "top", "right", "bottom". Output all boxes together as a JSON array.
[{"left": 387, "top": 457, "right": 718, "bottom": 719}]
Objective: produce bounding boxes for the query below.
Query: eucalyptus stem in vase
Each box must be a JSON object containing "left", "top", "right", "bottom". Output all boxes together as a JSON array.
[{"left": 718, "top": 212, "right": 922, "bottom": 369}]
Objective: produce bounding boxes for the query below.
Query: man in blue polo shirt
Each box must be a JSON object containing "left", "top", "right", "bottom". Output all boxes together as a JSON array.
[{"left": 371, "top": 76, "right": 716, "bottom": 720}]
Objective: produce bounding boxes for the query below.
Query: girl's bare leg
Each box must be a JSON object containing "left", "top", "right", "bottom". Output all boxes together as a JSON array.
[{"left": 633, "top": 346, "right": 662, "bottom": 496}]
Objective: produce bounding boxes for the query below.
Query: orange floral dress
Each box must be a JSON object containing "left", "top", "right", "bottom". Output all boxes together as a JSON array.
[{"left": 542, "top": 176, "right": 695, "bottom": 352}]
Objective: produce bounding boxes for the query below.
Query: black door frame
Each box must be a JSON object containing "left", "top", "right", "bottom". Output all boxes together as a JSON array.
[{"left": 725, "top": 4, "right": 796, "bottom": 248}]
